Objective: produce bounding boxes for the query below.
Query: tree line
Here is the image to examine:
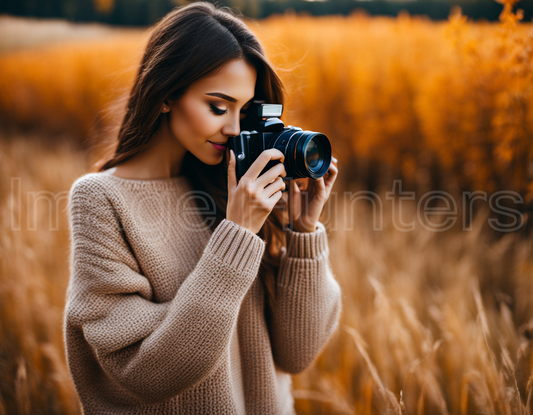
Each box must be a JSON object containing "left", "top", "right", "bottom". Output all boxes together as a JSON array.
[{"left": 1, "top": 0, "right": 532, "bottom": 26}]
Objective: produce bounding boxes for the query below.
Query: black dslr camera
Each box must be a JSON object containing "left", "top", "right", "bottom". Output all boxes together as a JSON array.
[{"left": 227, "top": 101, "right": 332, "bottom": 186}]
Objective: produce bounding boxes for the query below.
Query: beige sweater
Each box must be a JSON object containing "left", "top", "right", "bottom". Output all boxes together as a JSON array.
[{"left": 64, "top": 172, "right": 342, "bottom": 415}]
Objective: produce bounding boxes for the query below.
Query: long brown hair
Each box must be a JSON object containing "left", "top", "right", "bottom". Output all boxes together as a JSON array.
[{"left": 94, "top": 2, "right": 287, "bottom": 306}]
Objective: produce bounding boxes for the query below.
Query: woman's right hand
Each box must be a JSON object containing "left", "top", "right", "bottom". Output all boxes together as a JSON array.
[{"left": 226, "top": 148, "right": 287, "bottom": 234}]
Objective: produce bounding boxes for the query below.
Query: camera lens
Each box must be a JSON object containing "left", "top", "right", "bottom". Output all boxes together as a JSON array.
[
  {"left": 305, "top": 138, "right": 321, "bottom": 168},
  {"left": 270, "top": 129, "right": 331, "bottom": 179}
]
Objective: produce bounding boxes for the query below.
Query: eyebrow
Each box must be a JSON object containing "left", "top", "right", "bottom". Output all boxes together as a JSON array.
[{"left": 205, "top": 92, "right": 237, "bottom": 103}]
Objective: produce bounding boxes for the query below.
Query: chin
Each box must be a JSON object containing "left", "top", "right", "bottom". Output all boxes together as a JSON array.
[{"left": 197, "top": 154, "right": 224, "bottom": 166}]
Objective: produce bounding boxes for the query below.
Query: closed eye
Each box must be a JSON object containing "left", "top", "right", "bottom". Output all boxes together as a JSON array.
[{"left": 209, "top": 104, "right": 228, "bottom": 116}]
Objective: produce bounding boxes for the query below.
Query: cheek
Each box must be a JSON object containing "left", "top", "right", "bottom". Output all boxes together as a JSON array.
[{"left": 171, "top": 101, "right": 219, "bottom": 143}]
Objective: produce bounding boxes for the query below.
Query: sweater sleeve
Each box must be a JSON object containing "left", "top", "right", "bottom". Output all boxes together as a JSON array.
[
  {"left": 64, "top": 178, "right": 265, "bottom": 404},
  {"left": 269, "top": 221, "right": 342, "bottom": 374}
]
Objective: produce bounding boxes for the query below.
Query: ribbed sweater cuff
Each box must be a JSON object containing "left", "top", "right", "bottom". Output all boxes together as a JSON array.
[
  {"left": 285, "top": 221, "right": 328, "bottom": 259},
  {"left": 205, "top": 219, "right": 266, "bottom": 270}
]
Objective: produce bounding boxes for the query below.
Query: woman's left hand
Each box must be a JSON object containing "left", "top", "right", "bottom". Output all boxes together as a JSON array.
[{"left": 282, "top": 157, "right": 338, "bottom": 233}]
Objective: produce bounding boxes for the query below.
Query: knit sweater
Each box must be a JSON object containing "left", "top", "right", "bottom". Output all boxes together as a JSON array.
[{"left": 63, "top": 171, "right": 342, "bottom": 415}]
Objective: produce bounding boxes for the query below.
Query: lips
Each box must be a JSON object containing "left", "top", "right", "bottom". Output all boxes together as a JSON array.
[{"left": 209, "top": 141, "right": 227, "bottom": 152}]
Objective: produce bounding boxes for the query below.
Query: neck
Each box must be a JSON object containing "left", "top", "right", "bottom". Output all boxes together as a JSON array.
[{"left": 115, "top": 116, "right": 187, "bottom": 180}]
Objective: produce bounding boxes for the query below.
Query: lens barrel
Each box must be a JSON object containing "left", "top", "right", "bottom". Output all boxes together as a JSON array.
[{"left": 270, "top": 129, "right": 332, "bottom": 179}]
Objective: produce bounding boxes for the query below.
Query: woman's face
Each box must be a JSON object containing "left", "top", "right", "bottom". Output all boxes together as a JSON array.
[{"left": 165, "top": 58, "right": 257, "bottom": 165}]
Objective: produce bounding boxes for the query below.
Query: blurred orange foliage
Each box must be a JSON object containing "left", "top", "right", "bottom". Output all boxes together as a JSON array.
[
  {"left": 0, "top": 0, "right": 532, "bottom": 196},
  {"left": 0, "top": 33, "right": 146, "bottom": 137}
]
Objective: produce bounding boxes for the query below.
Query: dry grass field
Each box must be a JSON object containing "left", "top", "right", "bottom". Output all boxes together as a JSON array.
[
  {"left": 2, "top": 132, "right": 532, "bottom": 414},
  {"left": 1, "top": 2, "right": 533, "bottom": 414}
]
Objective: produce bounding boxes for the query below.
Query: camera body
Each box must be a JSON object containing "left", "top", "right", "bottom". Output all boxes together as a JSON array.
[{"left": 227, "top": 101, "right": 332, "bottom": 183}]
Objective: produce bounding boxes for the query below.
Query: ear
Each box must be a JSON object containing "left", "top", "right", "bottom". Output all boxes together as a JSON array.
[{"left": 161, "top": 101, "right": 170, "bottom": 113}]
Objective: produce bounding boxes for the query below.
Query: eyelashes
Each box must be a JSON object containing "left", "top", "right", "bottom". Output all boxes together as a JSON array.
[
  {"left": 209, "top": 103, "right": 249, "bottom": 116},
  {"left": 209, "top": 103, "right": 228, "bottom": 116}
]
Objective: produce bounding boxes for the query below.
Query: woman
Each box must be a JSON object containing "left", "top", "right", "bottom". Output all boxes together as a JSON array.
[{"left": 64, "top": 2, "right": 341, "bottom": 414}]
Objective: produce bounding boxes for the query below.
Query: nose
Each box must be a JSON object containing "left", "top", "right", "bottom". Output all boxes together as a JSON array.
[{"left": 221, "top": 113, "right": 240, "bottom": 137}]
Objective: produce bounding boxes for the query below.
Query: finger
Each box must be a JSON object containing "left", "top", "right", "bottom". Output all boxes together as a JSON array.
[
  {"left": 295, "top": 178, "right": 308, "bottom": 192},
  {"left": 265, "top": 193, "right": 283, "bottom": 214},
  {"left": 227, "top": 149, "right": 237, "bottom": 190},
  {"left": 256, "top": 163, "right": 287, "bottom": 188},
  {"left": 327, "top": 161, "right": 338, "bottom": 175},
  {"left": 263, "top": 176, "right": 286, "bottom": 198},
  {"left": 242, "top": 149, "right": 285, "bottom": 181},
  {"left": 324, "top": 163, "right": 338, "bottom": 188},
  {"left": 266, "top": 189, "right": 284, "bottom": 210},
  {"left": 307, "top": 174, "right": 325, "bottom": 192},
  {"left": 287, "top": 180, "right": 299, "bottom": 226},
  {"left": 328, "top": 162, "right": 338, "bottom": 176},
  {"left": 288, "top": 178, "right": 301, "bottom": 199},
  {"left": 314, "top": 176, "right": 326, "bottom": 193},
  {"left": 277, "top": 191, "right": 288, "bottom": 206}
]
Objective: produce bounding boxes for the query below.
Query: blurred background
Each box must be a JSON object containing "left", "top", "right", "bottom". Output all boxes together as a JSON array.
[
  {"left": 1, "top": 0, "right": 533, "bottom": 413},
  {"left": 3, "top": 0, "right": 533, "bottom": 23}
]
